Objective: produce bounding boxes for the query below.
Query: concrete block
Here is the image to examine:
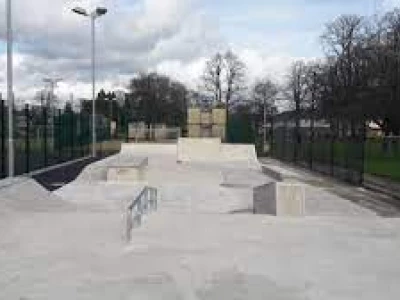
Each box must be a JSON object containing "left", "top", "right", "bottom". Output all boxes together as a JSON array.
[
  {"left": 188, "top": 124, "right": 201, "bottom": 138},
  {"left": 188, "top": 108, "right": 201, "bottom": 124},
  {"left": 212, "top": 125, "right": 225, "bottom": 140},
  {"left": 200, "top": 111, "right": 213, "bottom": 124},
  {"left": 253, "top": 182, "right": 305, "bottom": 216},
  {"left": 212, "top": 108, "right": 227, "bottom": 125}
]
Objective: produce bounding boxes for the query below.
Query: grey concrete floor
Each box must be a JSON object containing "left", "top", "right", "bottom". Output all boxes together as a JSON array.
[
  {"left": 1, "top": 146, "right": 400, "bottom": 299},
  {"left": 260, "top": 158, "right": 400, "bottom": 217}
]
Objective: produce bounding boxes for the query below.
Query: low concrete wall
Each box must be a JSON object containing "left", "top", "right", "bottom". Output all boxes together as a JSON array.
[
  {"left": 261, "top": 165, "right": 299, "bottom": 182},
  {"left": 177, "top": 138, "right": 259, "bottom": 167},
  {"left": 120, "top": 143, "right": 177, "bottom": 156},
  {"left": 220, "top": 144, "right": 257, "bottom": 162}
]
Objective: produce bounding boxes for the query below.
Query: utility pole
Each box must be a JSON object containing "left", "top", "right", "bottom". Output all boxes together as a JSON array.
[{"left": 6, "top": 0, "right": 14, "bottom": 177}]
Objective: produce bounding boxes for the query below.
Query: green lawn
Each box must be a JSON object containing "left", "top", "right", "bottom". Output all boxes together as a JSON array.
[
  {"left": 365, "top": 139, "right": 400, "bottom": 182},
  {"left": 272, "top": 138, "right": 400, "bottom": 182}
]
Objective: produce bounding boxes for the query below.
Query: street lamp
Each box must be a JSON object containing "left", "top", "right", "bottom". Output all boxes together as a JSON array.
[
  {"left": 6, "top": 0, "right": 14, "bottom": 177},
  {"left": 72, "top": 6, "right": 107, "bottom": 157}
]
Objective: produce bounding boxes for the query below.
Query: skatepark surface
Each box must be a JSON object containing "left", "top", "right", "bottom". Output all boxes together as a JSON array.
[{"left": 1, "top": 140, "right": 400, "bottom": 299}]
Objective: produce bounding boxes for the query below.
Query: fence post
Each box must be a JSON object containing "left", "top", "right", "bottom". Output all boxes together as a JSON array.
[
  {"left": 270, "top": 116, "right": 274, "bottom": 157},
  {"left": 80, "top": 111, "right": 84, "bottom": 157},
  {"left": 99, "top": 123, "right": 103, "bottom": 158},
  {"left": 360, "top": 122, "right": 367, "bottom": 185},
  {"left": 344, "top": 121, "right": 350, "bottom": 182},
  {"left": 43, "top": 105, "right": 48, "bottom": 167},
  {"left": 125, "top": 114, "right": 129, "bottom": 143},
  {"left": 58, "top": 109, "right": 62, "bottom": 162},
  {"left": 330, "top": 119, "right": 335, "bottom": 176},
  {"left": 1, "top": 99, "right": 5, "bottom": 178},
  {"left": 283, "top": 119, "right": 288, "bottom": 161},
  {"left": 25, "top": 104, "right": 30, "bottom": 173},
  {"left": 71, "top": 110, "right": 74, "bottom": 159},
  {"left": 309, "top": 113, "right": 314, "bottom": 171}
]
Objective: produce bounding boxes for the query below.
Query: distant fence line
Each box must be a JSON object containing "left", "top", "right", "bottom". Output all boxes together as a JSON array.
[
  {"left": 266, "top": 111, "right": 400, "bottom": 185},
  {"left": 0, "top": 100, "right": 119, "bottom": 179}
]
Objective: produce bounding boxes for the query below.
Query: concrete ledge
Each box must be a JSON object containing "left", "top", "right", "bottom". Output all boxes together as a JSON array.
[
  {"left": 107, "top": 157, "right": 148, "bottom": 182},
  {"left": 107, "top": 167, "right": 147, "bottom": 182},
  {"left": 253, "top": 182, "right": 305, "bottom": 216},
  {"left": 261, "top": 164, "right": 299, "bottom": 182}
]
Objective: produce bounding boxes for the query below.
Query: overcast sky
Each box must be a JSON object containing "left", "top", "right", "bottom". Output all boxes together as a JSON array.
[{"left": 0, "top": 0, "right": 399, "bottom": 101}]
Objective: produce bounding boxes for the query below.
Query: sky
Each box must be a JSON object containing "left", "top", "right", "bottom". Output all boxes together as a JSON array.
[{"left": 0, "top": 0, "right": 399, "bottom": 102}]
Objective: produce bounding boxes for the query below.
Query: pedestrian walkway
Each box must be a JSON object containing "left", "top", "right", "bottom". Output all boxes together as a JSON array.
[{"left": 260, "top": 158, "right": 400, "bottom": 217}]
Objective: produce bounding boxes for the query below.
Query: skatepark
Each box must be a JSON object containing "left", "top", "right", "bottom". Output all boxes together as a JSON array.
[{"left": 1, "top": 138, "right": 400, "bottom": 299}]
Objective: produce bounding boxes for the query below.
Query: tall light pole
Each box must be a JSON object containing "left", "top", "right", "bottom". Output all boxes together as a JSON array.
[
  {"left": 6, "top": 0, "right": 14, "bottom": 177},
  {"left": 72, "top": 7, "right": 107, "bottom": 157}
]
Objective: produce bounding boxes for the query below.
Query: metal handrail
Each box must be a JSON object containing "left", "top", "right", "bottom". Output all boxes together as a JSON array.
[{"left": 125, "top": 186, "right": 158, "bottom": 242}]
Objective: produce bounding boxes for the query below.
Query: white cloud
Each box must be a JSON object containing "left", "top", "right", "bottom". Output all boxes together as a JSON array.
[
  {"left": 0, "top": 0, "right": 222, "bottom": 100},
  {"left": 0, "top": 0, "right": 320, "bottom": 103},
  {"left": 155, "top": 57, "right": 207, "bottom": 89}
]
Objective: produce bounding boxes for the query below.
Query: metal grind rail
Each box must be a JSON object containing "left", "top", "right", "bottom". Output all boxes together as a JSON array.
[{"left": 125, "top": 186, "right": 158, "bottom": 242}]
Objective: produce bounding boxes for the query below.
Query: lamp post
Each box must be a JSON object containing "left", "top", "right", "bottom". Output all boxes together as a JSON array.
[
  {"left": 72, "top": 7, "right": 107, "bottom": 157},
  {"left": 6, "top": 0, "right": 14, "bottom": 177}
]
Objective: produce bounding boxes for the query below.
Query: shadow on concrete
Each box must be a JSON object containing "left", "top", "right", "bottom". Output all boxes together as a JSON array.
[{"left": 33, "top": 155, "right": 112, "bottom": 192}]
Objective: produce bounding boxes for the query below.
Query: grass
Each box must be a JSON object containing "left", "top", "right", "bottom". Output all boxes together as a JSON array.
[
  {"left": 364, "top": 139, "right": 400, "bottom": 182},
  {"left": 272, "top": 138, "right": 400, "bottom": 183}
]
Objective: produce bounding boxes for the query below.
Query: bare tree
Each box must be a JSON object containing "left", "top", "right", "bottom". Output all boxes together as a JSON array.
[
  {"left": 253, "top": 77, "right": 278, "bottom": 150},
  {"left": 201, "top": 53, "right": 224, "bottom": 103},
  {"left": 224, "top": 50, "right": 246, "bottom": 107},
  {"left": 284, "top": 60, "right": 310, "bottom": 161},
  {"left": 287, "top": 61, "right": 309, "bottom": 112},
  {"left": 321, "top": 15, "right": 365, "bottom": 118},
  {"left": 223, "top": 50, "right": 246, "bottom": 138},
  {"left": 373, "top": 9, "right": 400, "bottom": 134}
]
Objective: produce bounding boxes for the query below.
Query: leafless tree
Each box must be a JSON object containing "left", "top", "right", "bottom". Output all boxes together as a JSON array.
[
  {"left": 202, "top": 51, "right": 246, "bottom": 106},
  {"left": 252, "top": 77, "right": 278, "bottom": 148},
  {"left": 286, "top": 60, "right": 309, "bottom": 112},
  {"left": 201, "top": 53, "right": 224, "bottom": 103},
  {"left": 224, "top": 50, "right": 246, "bottom": 107},
  {"left": 320, "top": 15, "right": 365, "bottom": 118}
]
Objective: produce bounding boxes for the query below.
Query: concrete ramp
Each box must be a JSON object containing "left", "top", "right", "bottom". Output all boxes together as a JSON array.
[
  {"left": 177, "top": 138, "right": 260, "bottom": 169},
  {"left": 75, "top": 155, "right": 120, "bottom": 182},
  {"left": 221, "top": 144, "right": 257, "bottom": 161},
  {"left": 221, "top": 144, "right": 260, "bottom": 169},
  {"left": 177, "top": 138, "right": 221, "bottom": 162},
  {"left": 0, "top": 177, "right": 73, "bottom": 212}
]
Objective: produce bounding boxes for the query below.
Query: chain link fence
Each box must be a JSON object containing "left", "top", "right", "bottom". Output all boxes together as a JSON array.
[
  {"left": 267, "top": 111, "right": 366, "bottom": 185},
  {"left": 0, "top": 99, "right": 120, "bottom": 179}
]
